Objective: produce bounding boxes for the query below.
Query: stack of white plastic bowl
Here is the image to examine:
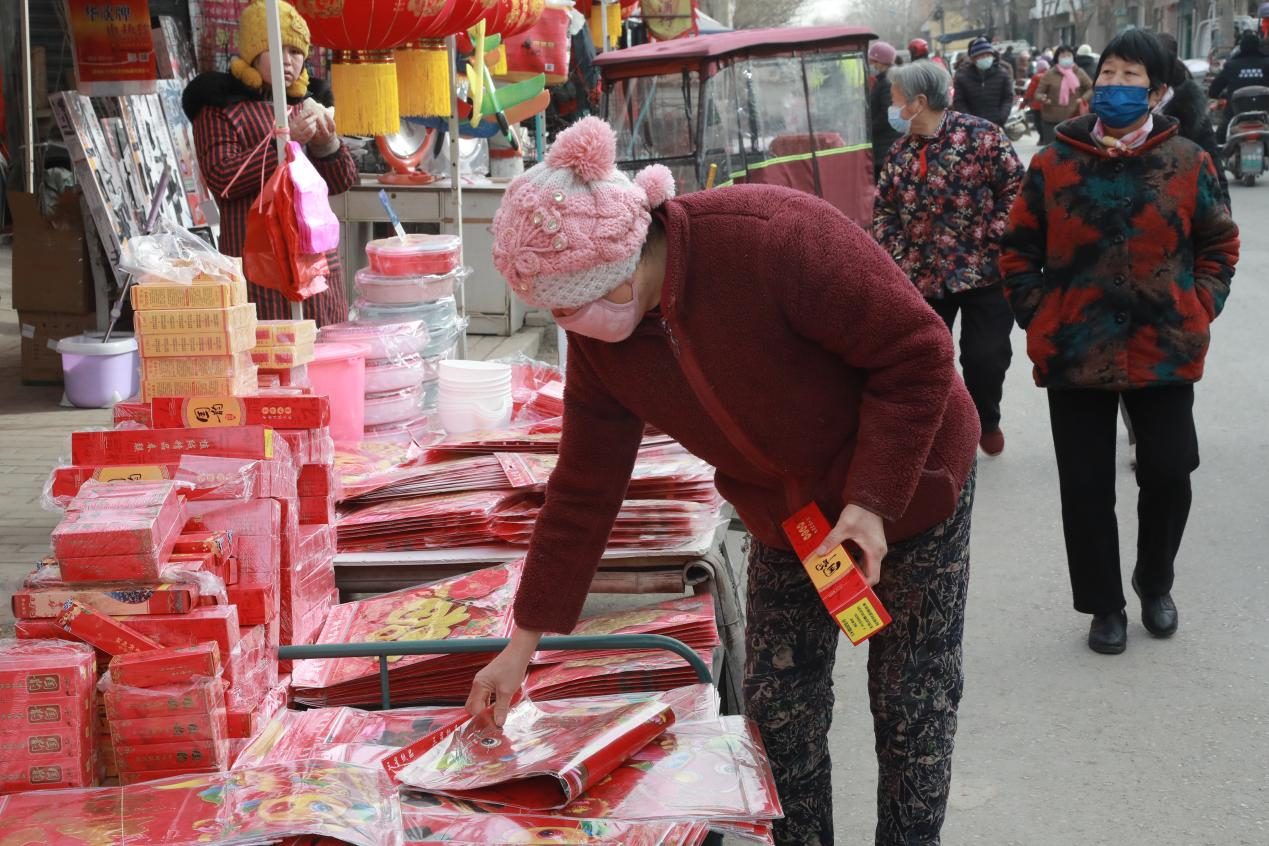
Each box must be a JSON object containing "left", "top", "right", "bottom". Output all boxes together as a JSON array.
[{"left": 437, "top": 360, "right": 513, "bottom": 435}]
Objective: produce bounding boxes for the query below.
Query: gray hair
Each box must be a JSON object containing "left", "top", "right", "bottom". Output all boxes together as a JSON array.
[{"left": 888, "top": 60, "right": 952, "bottom": 110}]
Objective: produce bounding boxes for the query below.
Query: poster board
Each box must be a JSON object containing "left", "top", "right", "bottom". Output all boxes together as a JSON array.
[{"left": 64, "top": 0, "right": 159, "bottom": 96}]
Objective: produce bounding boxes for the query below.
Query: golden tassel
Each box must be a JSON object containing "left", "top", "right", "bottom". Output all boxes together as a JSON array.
[
  {"left": 491, "top": 45, "right": 508, "bottom": 77},
  {"left": 608, "top": 2, "right": 622, "bottom": 46},
  {"left": 396, "top": 40, "right": 453, "bottom": 118},
  {"left": 331, "top": 50, "right": 400, "bottom": 137}
]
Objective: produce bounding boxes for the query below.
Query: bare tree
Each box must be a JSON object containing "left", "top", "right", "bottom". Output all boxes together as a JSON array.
[{"left": 699, "top": 0, "right": 807, "bottom": 29}]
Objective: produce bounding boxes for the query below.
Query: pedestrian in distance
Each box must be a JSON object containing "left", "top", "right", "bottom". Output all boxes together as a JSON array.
[
  {"left": 1000, "top": 29, "right": 1239, "bottom": 655},
  {"left": 470, "top": 116, "right": 981, "bottom": 846},
  {"left": 953, "top": 37, "right": 1015, "bottom": 127},
  {"left": 1024, "top": 57, "right": 1051, "bottom": 134},
  {"left": 1075, "top": 43, "right": 1099, "bottom": 76},
  {"left": 869, "top": 40, "right": 902, "bottom": 180},
  {"left": 875, "top": 59, "right": 1024, "bottom": 457},
  {"left": 1035, "top": 45, "right": 1093, "bottom": 144},
  {"left": 1208, "top": 31, "right": 1269, "bottom": 142}
]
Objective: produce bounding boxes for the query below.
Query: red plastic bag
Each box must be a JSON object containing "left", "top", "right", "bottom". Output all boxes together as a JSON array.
[{"left": 243, "top": 146, "right": 330, "bottom": 303}]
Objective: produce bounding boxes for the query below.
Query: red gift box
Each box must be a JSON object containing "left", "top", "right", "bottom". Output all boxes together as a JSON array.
[
  {"left": 114, "top": 736, "right": 229, "bottom": 773},
  {"left": 71, "top": 425, "right": 275, "bottom": 467},
  {"left": 46, "top": 465, "right": 179, "bottom": 507},
  {"left": 109, "top": 643, "right": 222, "bottom": 689},
  {"left": 176, "top": 455, "right": 299, "bottom": 501},
  {"left": 103, "top": 677, "right": 226, "bottom": 722},
  {"left": 53, "top": 485, "right": 185, "bottom": 561},
  {"left": 56, "top": 601, "right": 163, "bottom": 656},
  {"left": 109, "top": 706, "right": 229, "bottom": 746},
  {"left": 13, "top": 582, "right": 200, "bottom": 619},
  {"left": 151, "top": 395, "right": 329, "bottom": 430},
  {"left": 298, "top": 495, "right": 336, "bottom": 526},
  {"left": 298, "top": 464, "right": 336, "bottom": 498},
  {"left": 123, "top": 605, "right": 241, "bottom": 656},
  {"left": 57, "top": 523, "right": 183, "bottom": 583},
  {"left": 278, "top": 428, "right": 334, "bottom": 466},
  {"left": 227, "top": 583, "right": 277, "bottom": 625},
  {"left": 0, "top": 756, "right": 95, "bottom": 793},
  {"left": 184, "top": 497, "right": 295, "bottom": 578},
  {"left": 0, "top": 641, "right": 96, "bottom": 794},
  {"left": 228, "top": 534, "right": 282, "bottom": 584}
]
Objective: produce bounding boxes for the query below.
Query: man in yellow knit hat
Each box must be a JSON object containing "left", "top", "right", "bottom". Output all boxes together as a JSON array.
[{"left": 181, "top": 0, "right": 357, "bottom": 327}]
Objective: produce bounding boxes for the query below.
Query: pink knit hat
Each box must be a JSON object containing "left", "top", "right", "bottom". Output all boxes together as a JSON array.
[{"left": 492, "top": 117, "right": 676, "bottom": 310}]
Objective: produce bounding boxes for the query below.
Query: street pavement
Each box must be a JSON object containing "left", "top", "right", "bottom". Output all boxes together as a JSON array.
[{"left": 822, "top": 135, "right": 1269, "bottom": 843}]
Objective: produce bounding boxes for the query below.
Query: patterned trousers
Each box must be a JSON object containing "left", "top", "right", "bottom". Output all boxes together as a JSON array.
[{"left": 743, "top": 467, "right": 975, "bottom": 846}]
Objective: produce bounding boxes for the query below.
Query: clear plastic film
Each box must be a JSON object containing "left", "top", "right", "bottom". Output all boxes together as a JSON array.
[
  {"left": 354, "top": 265, "right": 470, "bottom": 306},
  {"left": 497, "top": 354, "right": 564, "bottom": 423},
  {"left": 386, "top": 696, "right": 676, "bottom": 811},
  {"left": 399, "top": 804, "right": 710, "bottom": 846},
  {"left": 20, "top": 561, "right": 228, "bottom": 612},
  {"left": 0, "top": 760, "right": 404, "bottom": 846},
  {"left": 318, "top": 319, "right": 431, "bottom": 366},
  {"left": 364, "top": 383, "right": 427, "bottom": 428},
  {"left": 118, "top": 219, "right": 243, "bottom": 285}
]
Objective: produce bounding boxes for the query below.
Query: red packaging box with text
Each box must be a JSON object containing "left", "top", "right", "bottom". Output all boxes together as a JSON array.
[
  {"left": 123, "top": 605, "right": 241, "bottom": 656},
  {"left": 114, "top": 736, "right": 229, "bottom": 772},
  {"left": 226, "top": 583, "right": 277, "bottom": 625},
  {"left": 109, "top": 643, "right": 222, "bottom": 689},
  {"left": 103, "top": 677, "right": 226, "bottom": 722},
  {"left": 13, "top": 583, "right": 200, "bottom": 619},
  {"left": 57, "top": 518, "right": 184, "bottom": 583},
  {"left": 110, "top": 707, "right": 228, "bottom": 746},
  {"left": 150, "top": 394, "right": 329, "bottom": 430},
  {"left": 71, "top": 425, "right": 274, "bottom": 466},
  {"left": 55, "top": 601, "right": 163, "bottom": 656}
]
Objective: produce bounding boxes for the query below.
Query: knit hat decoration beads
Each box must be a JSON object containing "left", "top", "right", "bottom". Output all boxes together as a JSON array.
[
  {"left": 492, "top": 117, "right": 676, "bottom": 311},
  {"left": 229, "top": 0, "right": 312, "bottom": 98}
]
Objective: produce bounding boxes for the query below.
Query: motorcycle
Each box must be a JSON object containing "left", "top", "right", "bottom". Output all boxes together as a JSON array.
[
  {"left": 1005, "top": 96, "right": 1029, "bottom": 142},
  {"left": 1221, "top": 85, "right": 1269, "bottom": 186}
]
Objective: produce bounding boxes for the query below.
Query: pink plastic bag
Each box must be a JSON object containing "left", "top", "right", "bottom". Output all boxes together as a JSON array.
[{"left": 287, "top": 141, "right": 341, "bottom": 254}]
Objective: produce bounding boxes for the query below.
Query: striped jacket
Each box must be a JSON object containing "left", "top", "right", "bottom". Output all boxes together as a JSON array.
[{"left": 184, "top": 72, "right": 357, "bottom": 327}]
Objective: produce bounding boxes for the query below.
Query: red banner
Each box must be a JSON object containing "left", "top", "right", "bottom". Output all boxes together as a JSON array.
[{"left": 65, "top": 0, "right": 158, "bottom": 95}]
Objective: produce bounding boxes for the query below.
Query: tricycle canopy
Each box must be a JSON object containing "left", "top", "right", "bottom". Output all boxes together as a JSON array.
[{"left": 596, "top": 27, "right": 878, "bottom": 227}]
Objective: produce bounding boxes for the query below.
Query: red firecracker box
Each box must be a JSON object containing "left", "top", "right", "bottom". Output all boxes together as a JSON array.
[
  {"left": 0, "top": 640, "right": 96, "bottom": 794},
  {"left": 173, "top": 532, "right": 233, "bottom": 566},
  {"left": 185, "top": 498, "right": 296, "bottom": 576},
  {"left": 297, "top": 463, "right": 336, "bottom": 498},
  {"left": 56, "top": 601, "right": 163, "bottom": 656},
  {"left": 71, "top": 425, "right": 275, "bottom": 467},
  {"left": 226, "top": 583, "right": 277, "bottom": 625},
  {"left": 114, "top": 736, "right": 229, "bottom": 772},
  {"left": 124, "top": 605, "right": 241, "bottom": 656},
  {"left": 175, "top": 455, "right": 299, "bottom": 501},
  {"left": 103, "top": 676, "right": 226, "bottom": 721},
  {"left": 150, "top": 394, "right": 329, "bottom": 430},
  {"left": 109, "top": 643, "right": 222, "bottom": 689},
  {"left": 57, "top": 524, "right": 183, "bottom": 583},
  {"left": 298, "top": 496, "right": 336, "bottom": 526},
  {"left": 47, "top": 465, "right": 175, "bottom": 508},
  {"left": 52, "top": 482, "right": 185, "bottom": 560},
  {"left": 224, "top": 534, "right": 281, "bottom": 584},
  {"left": 277, "top": 428, "right": 334, "bottom": 466},
  {"left": 109, "top": 707, "right": 228, "bottom": 746},
  {"left": 224, "top": 625, "right": 267, "bottom": 687},
  {"left": 0, "top": 756, "right": 95, "bottom": 793},
  {"left": 226, "top": 675, "right": 289, "bottom": 739},
  {"left": 13, "top": 582, "right": 200, "bottom": 619}
]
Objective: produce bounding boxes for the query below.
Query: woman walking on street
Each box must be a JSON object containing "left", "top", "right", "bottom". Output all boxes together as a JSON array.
[
  {"left": 468, "top": 116, "right": 981, "bottom": 845},
  {"left": 875, "top": 60, "right": 1024, "bottom": 456},
  {"left": 1036, "top": 45, "right": 1093, "bottom": 145},
  {"left": 1001, "top": 30, "right": 1239, "bottom": 654}
]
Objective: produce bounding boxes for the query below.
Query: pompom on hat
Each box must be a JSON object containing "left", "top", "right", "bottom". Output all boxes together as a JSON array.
[{"left": 492, "top": 117, "right": 675, "bottom": 310}]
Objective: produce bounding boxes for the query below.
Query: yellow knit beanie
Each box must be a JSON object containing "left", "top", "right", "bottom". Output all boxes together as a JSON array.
[{"left": 229, "top": 0, "right": 312, "bottom": 98}]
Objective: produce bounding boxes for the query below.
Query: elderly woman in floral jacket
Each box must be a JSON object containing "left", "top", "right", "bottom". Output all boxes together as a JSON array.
[
  {"left": 1001, "top": 30, "right": 1239, "bottom": 655},
  {"left": 875, "top": 59, "right": 1024, "bottom": 456}
]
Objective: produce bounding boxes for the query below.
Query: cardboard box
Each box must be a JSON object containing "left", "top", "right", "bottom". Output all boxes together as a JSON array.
[
  {"left": 141, "top": 369, "right": 259, "bottom": 402},
  {"left": 56, "top": 601, "right": 164, "bottom": 656},
  {"left": 142, "top": 352, "right": 254, "bottom": 380},
  {"left": 109, "top": 643, "right": 222, "bottom": 689},
  {"left": 137, "top": 321, "right": 256, "bottom": 358},
  {"left": 8, "top": 190, "right": 92, "bottom": 314},
  {"left": 17, "top": 310, "right": 99, "bottom": 384},
  {"left": 71, "top": 425, "right": 274, "bottom": 466},
  {"left": 134, "top": 304, "right": 256, "bottom": 335},
  {"left": 151, "top": 394, "right": 330, "bottom": 430},
  {"left": 250, "top": 343, "right": 315, "bottom": 369},
  {"left": 131, "top": 276, "right": 248, "bottom": 310},
  {"left": 256, "top": 320, "right": 316, "bottom": 347}
]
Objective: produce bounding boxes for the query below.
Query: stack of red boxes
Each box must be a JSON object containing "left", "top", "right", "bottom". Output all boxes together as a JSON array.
[
  {"left": 255, "top": 320, "right": 316, "bottom": 390},
  {"left": 0, "top": 640, "right": 96, "bottom": 794},
  {"left": 102, "top": 643, "right": 230, "bottom": 784}
]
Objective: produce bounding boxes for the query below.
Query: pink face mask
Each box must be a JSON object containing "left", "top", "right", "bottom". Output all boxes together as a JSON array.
[{"left": 555, "top": 292, "right": 645, "bottom": 343}]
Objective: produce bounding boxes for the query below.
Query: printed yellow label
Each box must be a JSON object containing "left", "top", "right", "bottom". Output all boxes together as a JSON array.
[
  {"left": 182, "top": 396, "right": 243, "bottom": 428},
  {"left": 836, "top": 597, "right": 886, "bottom": 643},
  {"left": 801, "top": 545, "right": 854, "bottom": 592},
  {"left": 94, "top": 465, "right": 168, "bottom": 482},
  {"left": 263, "top": 428, "right": 274, "bottom": 459}
]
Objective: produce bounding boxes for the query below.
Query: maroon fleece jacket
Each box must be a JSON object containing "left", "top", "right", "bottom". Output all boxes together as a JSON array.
[{"left": 514, "top": 185, "right": 980, "bottom": 634}]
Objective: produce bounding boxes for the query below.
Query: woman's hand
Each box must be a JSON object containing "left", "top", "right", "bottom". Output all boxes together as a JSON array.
[
  {"left": 310, "top": 107, "right": 337, "bottom": 148},
  {"left": 288, "top": 107, "right": 318, "bottom": 145},
  {"left": 813, "top": 503, "right": 888, "bottom": 586},
  {"left": 466, "top": 625, "right": 543, "bottom": 727}
]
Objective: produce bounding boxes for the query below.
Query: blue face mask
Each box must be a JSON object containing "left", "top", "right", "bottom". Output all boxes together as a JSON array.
[
  {"left": 888, "top": 105, "right": 912, "bottom": 134},
  {"left": 976, "top": 57, "right": 994, "bottom": 71},
  {"left": 1091, "top": 84, "right": 1151, "bottom": 128}
]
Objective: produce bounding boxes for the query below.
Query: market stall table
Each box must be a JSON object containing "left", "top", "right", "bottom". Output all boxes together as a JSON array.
[{"left": 334, "top": 522, "right": 746, "bottom": 712}]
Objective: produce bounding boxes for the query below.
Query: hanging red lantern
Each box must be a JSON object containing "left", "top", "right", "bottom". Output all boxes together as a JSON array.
[{"left": 294, "top": 0, "right": 447, "bottom": 136}]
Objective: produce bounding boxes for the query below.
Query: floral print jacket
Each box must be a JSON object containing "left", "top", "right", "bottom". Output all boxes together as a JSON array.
[{"left": 874, "top": 110, "right": 1024, "bottom": 299}]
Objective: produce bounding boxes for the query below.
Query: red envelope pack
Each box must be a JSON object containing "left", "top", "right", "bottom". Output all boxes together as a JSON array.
[
  {"left": 782, "top": 503, "right": 892, "bottom": 645},
  {"left": 13, "top": 582, "right": 201, "bottom": 619},
  {"left": 151, "top": 394, "right": 330, "bottom": 430},
  {"left": 534, "top": 594, "right": 721, "bottom": 665},
  {"left": 109, "top": 643, "right": 222, "bottom": 689},
  {"left": 334, "top": 490, "right": 507, "bottom": 553},
  {"left": 124, "top": 605, "right": 242, "bottom": 656},
  {"left": 0, "top": 760, "right": 403, "bottom": 845},
  {"left": 338, "top": 455, "right": 509, "bottom": 505},
  {"left": 525, "top": 649, "right": 716, "bottom": 702},
  {"left": 71, "top": 425, "right": 275, "bottom": 467},
  {"left": 290, "top": 561, "right": 522, "bottom": 708},
  {"left": 386, "top": 697, "right": 676, "bottom": 810},
  {"left": 56, "top": 601, "right": 163, "bottom": 656}
]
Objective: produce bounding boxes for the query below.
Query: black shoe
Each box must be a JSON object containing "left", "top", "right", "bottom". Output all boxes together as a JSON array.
[
  {"left": 1133, "top": 576, "right": 1178, "bottom": 637},
  {"left": 1088, "top": 611, "right": 1127, "bottom": 654}
]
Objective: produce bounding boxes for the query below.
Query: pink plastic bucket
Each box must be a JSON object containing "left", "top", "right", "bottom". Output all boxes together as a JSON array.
[{"left": 308, "top": 342, "right": 369, "bottom": 444}]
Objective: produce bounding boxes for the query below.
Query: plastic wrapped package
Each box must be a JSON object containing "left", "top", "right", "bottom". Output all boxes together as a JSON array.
[
  {"left": 399, "top": 805, "right": 709, "bottom": 846},
  {"left": 533, "top": 594, "right": 720, "bottom": 666},
  {"left": 365, "top": 232, "right": 461, "bottom": 276},
  {"left": 0, "top": 639, "right": 96, "bottom": 795},
  {"left": 52, "top": 479, "right": 185, "bottom": 562},
  {"left": 334, "top": 490, "right": 506, "bottom": 553},
  {"left": 227, "top": 674, "right": 289, "bottom": 740},
  {"left": 225, "top": 624, "right": 277, "bottom": 690},
  {"left": 0, "top": 760, "right": 404, "bottom": 846},
  {"left": 55, "top": 601, "right": 164, "bottom": 655},
  {"left": 524, "top": 650, "right": 716, "bottom": 702},
  {"left": 70, "top": 424, "right": 276, "bottom": 467},
  {"left": 353, "top": 295, "right": 458, "bottom": 330},
  {"left": 363, "top": 384, "right": 425, "bottom": 427},
  {"left": 150, "top": 394, "right": 330, "bottom": 430},
  {"left": 259, "top": 363, "right": 312, "bottom": 389},
  {"left": 386, "top": 697, "right": 676, "bottom": 810},
  {"left": 119, "top": 221, "right": 244, "bottom": 286},
  {"left": 109, "top": 643, "right": 222, "bottom": 689},
  {"left": 278, "top": 427, "right": 336, "bottom": 466},
  {"left": 113, "top": 400, "right": 154, "bottom": 429},
  {"left": 364, "top": 355, "right": 427, "bottom": 394},
  {"left": 123, "top": 605, "right": 242, "bottom": 656},
  {"left": 361, "top": 414, "right": 442, "bottom": 447},
  {"left": 175, "top": 454, "right": 300, "bottom": 502},
  {"left": 354, "top": 265, "right": 467, "bottom": 305},
  {"left": 318, "top": 320, "right": 430, "bottom": 363}
]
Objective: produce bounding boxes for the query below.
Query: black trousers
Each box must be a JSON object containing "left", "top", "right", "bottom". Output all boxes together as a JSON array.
[
  {"left": 1046, "top": 386, "right": 1199, "bottom": 614},
  {"left": 929, "top": 284, "right": 1013, "bottom": 435}
]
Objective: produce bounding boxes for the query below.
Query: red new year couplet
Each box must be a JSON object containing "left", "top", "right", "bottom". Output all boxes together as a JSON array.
[{"left": 65, "top": 0, "right": 158, "bottom": 95}]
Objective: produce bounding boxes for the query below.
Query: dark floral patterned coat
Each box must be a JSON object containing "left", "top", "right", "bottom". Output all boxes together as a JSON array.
[
  {"left": 1000, "top": 114, "right": 1239, "bottom": 391},
  {"left": 874, "top": 110, "right": 1024, "bottom": 299}
]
